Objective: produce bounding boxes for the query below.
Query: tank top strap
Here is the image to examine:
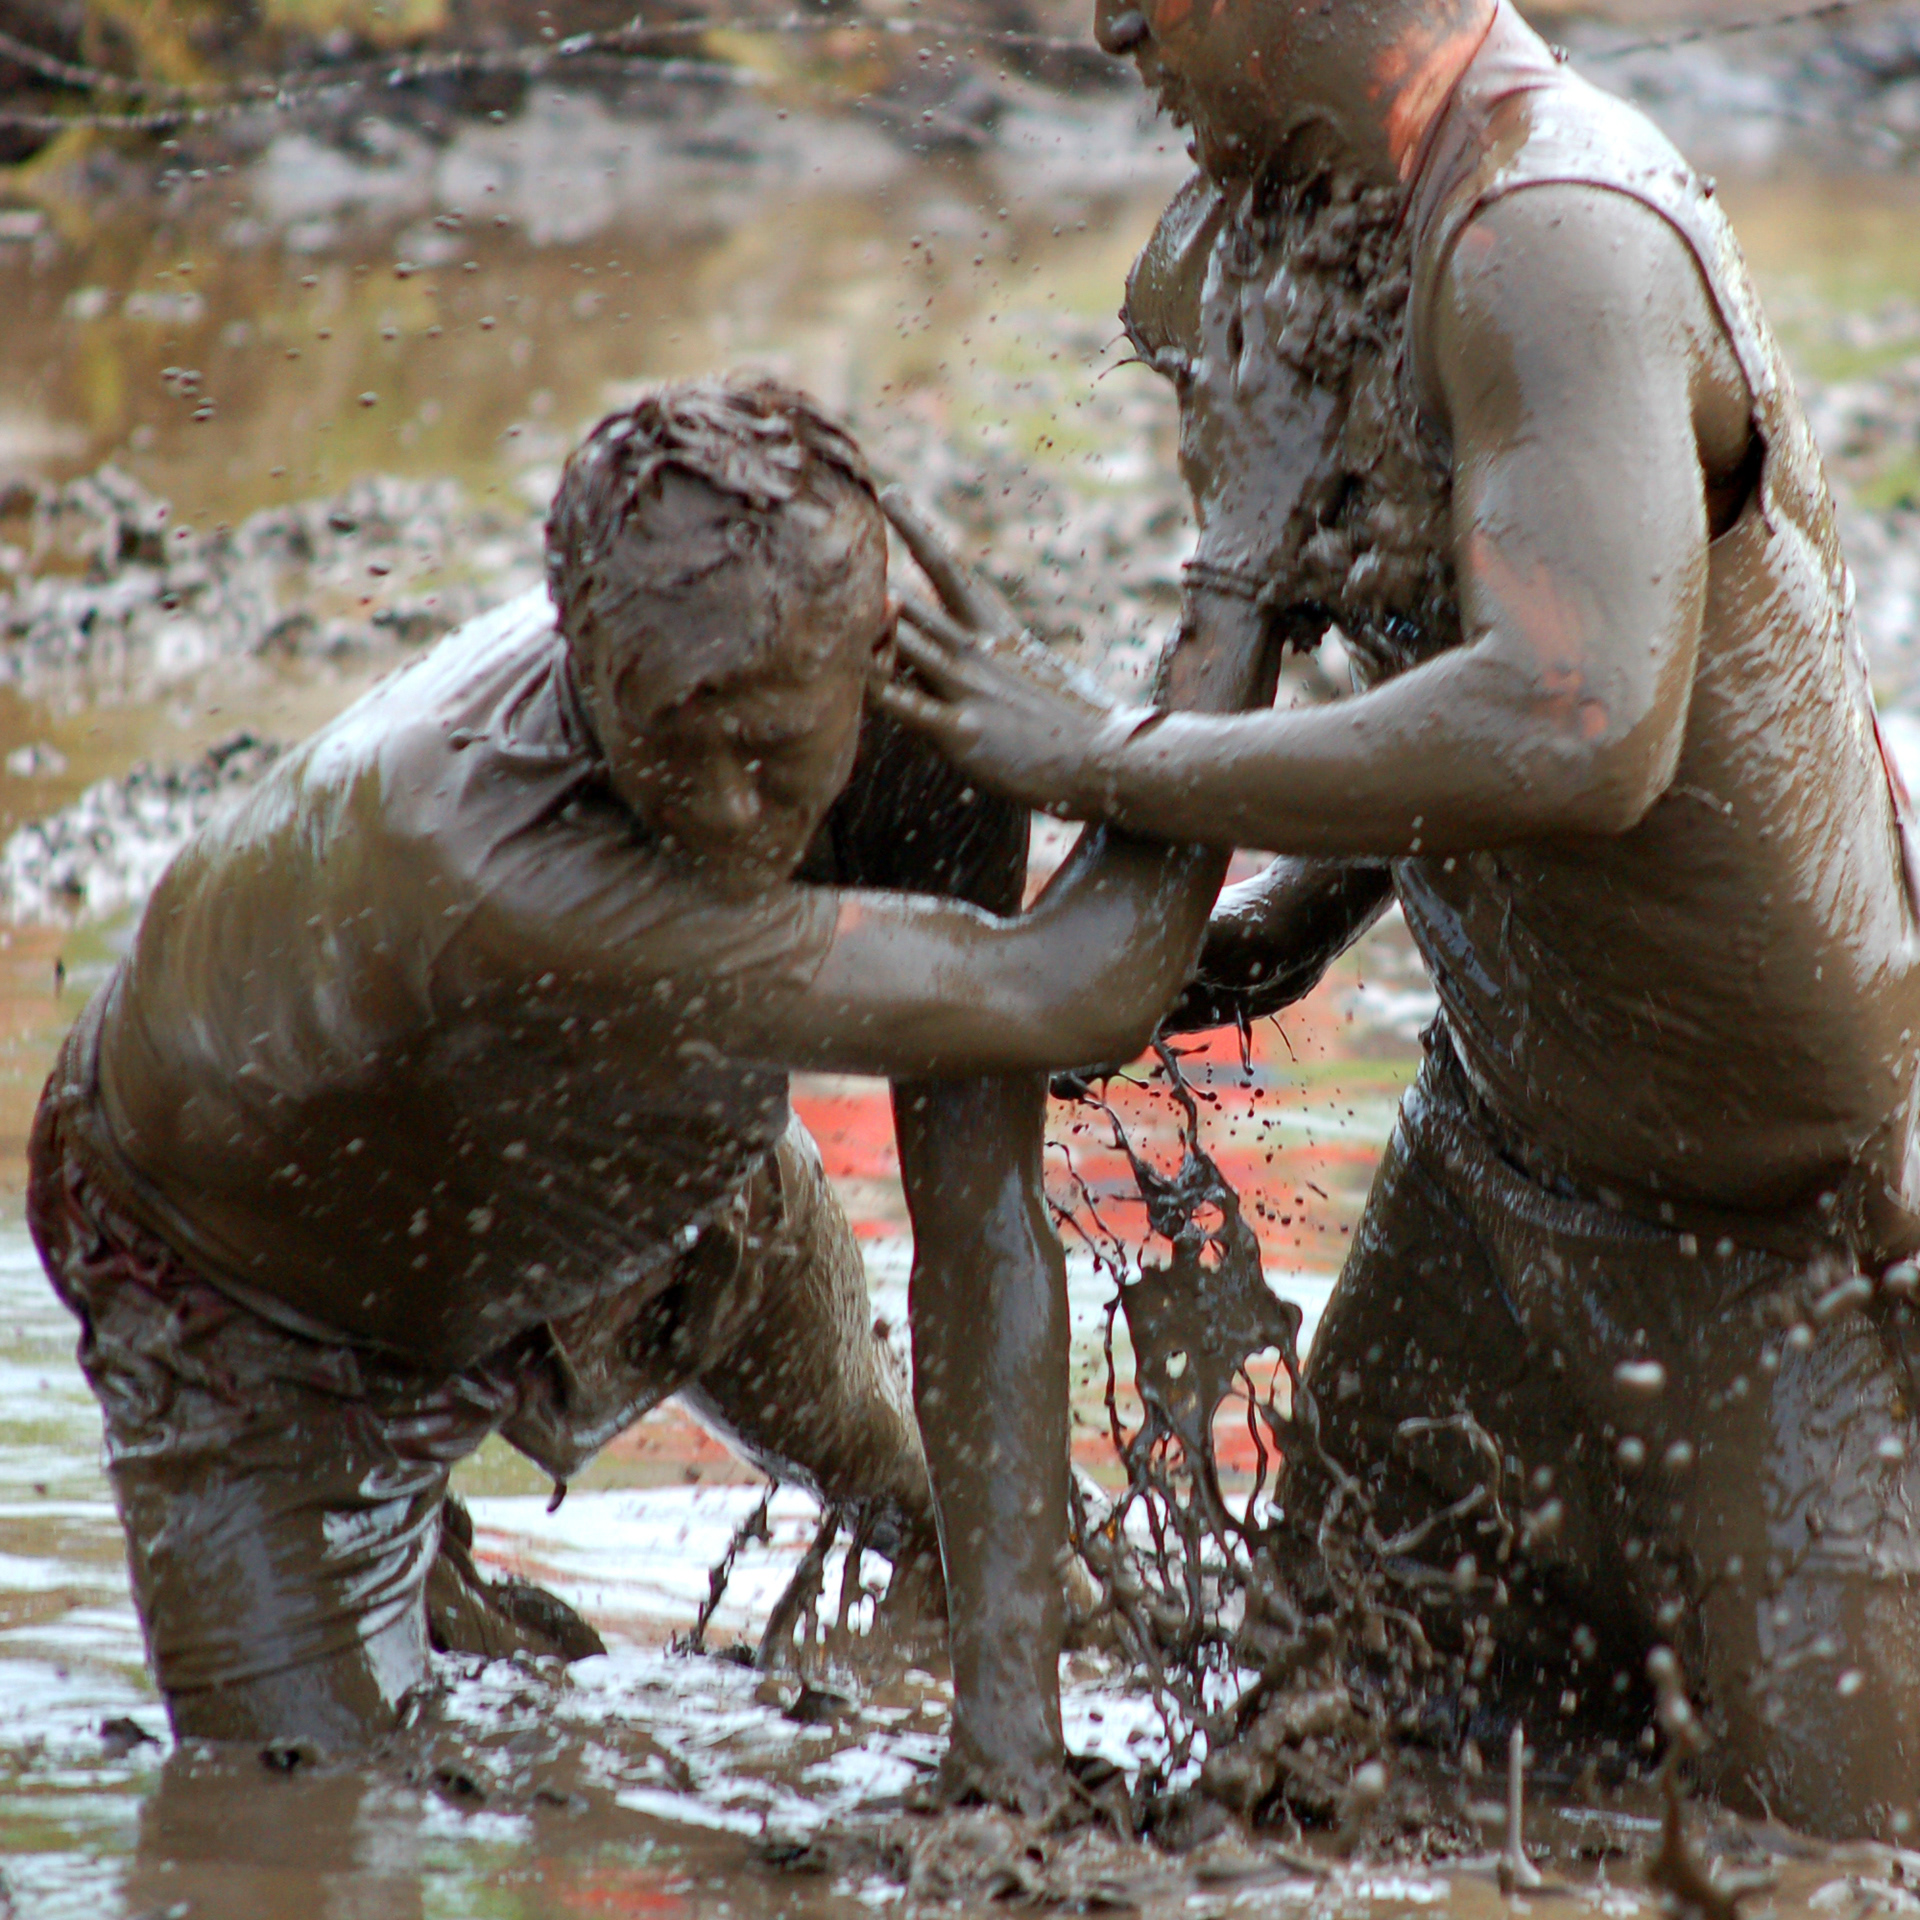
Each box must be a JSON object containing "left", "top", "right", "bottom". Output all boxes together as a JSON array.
[{"left": 1403, "top": 0, "right": 1781, "bottom": 442}]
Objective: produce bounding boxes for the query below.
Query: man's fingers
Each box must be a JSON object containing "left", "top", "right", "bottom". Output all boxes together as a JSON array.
[
  {"left": 896, "top": 589, "right": 980, "bottom": 657},
  {"left": 879, "top": 485, "right": 1021, "bottom": 642},
  {"left": 905, "top": 584, "right": 1119, "bottom": 720},
  {"left": 872, "top": 677, "right": 964, "bottom": 738},
  {"left": 894, "top": 623, "right": 994, "bottom": 699}
]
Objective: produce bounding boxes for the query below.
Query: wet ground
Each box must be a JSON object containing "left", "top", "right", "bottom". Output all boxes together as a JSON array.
[{"left": 2, "top": 12, "right": 1920, "bottom": 1912}]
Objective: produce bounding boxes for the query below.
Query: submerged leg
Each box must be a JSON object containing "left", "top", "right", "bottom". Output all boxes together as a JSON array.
[
  {"left": 1293, "top": 1059, "right": 1637, "bottom": 1727},
  {"left": 1654, "top": 1287, "right": 1920, "bottom": 1838},
  {"left": 111, "top": 1438, "right": 447, "bottom": 1745},
  {"left": 27, "top": 1098, "right": 517, "bottom": 1746},
  {"left": 896, "top": 1073, "right": 1069, "bottom": 1813}
]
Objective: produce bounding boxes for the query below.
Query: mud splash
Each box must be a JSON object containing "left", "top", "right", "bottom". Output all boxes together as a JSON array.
[{"left": 1055, "top": 1052, "right": 1511, "bottom": 1845}]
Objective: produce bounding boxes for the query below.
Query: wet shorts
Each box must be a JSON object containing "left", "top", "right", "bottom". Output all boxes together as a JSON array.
[
  {"left": 1306, "top": 1028, "right": 1920, "bottom": 1830},
  {"left": 26, "top": 1083, "right": 825, "bottom": 1704}
]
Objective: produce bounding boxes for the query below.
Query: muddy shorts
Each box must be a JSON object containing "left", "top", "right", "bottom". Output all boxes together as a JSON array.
[
  {"left": 25, "top": 1085, "right": 837, "bottom": 1707},
  {"left": 1306, "top": 1026, "right": 1920, "bottom": 1831}
]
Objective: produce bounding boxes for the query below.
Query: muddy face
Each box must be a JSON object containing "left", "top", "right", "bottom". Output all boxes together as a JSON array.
[
  {"left": 581, "top": 480, "right": 894, "bottom": 892},
  {"left": 608, "top": 643, "right": 879, "bottom": 890},
  {"left": 1096, "top": 0, "right": 1495, "bottom": 186}
]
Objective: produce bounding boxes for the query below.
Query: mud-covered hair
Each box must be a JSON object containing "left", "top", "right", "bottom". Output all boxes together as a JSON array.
[{"left": 545, "top": 378, "right": 884, "bottom": 712}]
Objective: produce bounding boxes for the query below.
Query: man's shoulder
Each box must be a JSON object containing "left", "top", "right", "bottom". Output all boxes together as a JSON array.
[
  {"left": 150, "top": 587, "right": 577, "bottom": 925},
  {"left": 1412, "top": 59, "right": 1766, "bottom": 431},
  {"left": 316, "top": 587, "right": 563, "bottom": 762},
  {"left": 1413, "top": 55, "right": 1724, "bottom": 321}
]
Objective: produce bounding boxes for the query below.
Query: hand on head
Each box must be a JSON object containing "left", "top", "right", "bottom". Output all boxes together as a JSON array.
[{"left": 871, "top": 488, "right": 1146, "bottom": 819}]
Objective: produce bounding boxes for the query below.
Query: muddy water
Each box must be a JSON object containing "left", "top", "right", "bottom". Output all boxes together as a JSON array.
[{"left": 1, "top": 71, "right": 1919, "bottom": 1916}]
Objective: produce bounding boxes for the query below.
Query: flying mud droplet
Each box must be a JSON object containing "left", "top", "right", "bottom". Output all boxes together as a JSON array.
[{"left": 1614, "top": 1357, "right": 1668, "bottom": 1395}]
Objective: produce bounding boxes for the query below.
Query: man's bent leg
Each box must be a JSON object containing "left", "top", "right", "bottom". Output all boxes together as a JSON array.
[
  {"left": 1601, "top": 1267, "right": 1920, "bottom": 1837},
  {"left": 113, "top": 1436, "right": 445, "bottom": 1745},
  {"left": 896, "top": 1075, "right": 1068, "bottom": 1811},
  {"left": 1295, "top": 1051, "right": 1641, "bottom": 1722},
  {"left": 679, "top": 1117, "right": 934, "bottom": 1549},
  {"left": 28, "top": 1099, "right": 511, "bottom": 1745}
]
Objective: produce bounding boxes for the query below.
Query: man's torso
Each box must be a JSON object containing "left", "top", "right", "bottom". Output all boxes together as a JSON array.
[
  {"left": 1126, "top": 10, "right": 1920, "bottom": 1249},
  {"left": 75, "top": 591, "right": 1023, "bottom": 1367}
]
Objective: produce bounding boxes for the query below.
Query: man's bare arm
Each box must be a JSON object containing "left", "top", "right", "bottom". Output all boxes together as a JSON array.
[
  {"left": 1161, "top": 856, "right": 1394, "bottom": 1034},
  {"left": 882, "top": 188, "right": 1754, "bottom": 859}
]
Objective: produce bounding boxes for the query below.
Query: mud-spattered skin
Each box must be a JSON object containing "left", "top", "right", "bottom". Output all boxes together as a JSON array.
[
  {"left": 903, "top": 0, "right": 1920, "bottom": 1255},
  {"left": 39, "top": 363, "right": 1278, "bottom": 1781},
  {"left": 878, "top": 494, "right": 1287, "bottom": 1807},
  {"left": 882, "top": 0, "right": 1920, "bottom": 1836}
]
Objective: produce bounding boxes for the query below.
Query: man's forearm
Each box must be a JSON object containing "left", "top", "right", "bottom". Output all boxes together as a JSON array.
[
  {"left": 1028, "top": 588, "right": 1286, "bottom": 988},
  {"left": 1095, "top": 635, "right": 1677, "bottom": 857},
  {"left": 1161, "top": 856, "right": 1395, "bottom": 1034}
]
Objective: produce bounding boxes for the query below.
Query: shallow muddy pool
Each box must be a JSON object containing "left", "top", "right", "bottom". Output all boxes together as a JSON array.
[{"left": 2, "top": 35, "right": 1920, "bottom": 1916}]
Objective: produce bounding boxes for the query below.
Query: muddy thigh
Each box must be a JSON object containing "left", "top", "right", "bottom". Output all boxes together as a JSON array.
[
  {"left": 677, "top": 1117, "right": 933, "bottom": 1554},
  {"left": 1297, "top": 1059, "right": 1641, "bottom": 1693},
  {"left": 1311, "top": 1033, "right": 1920, "bottom": 1835},
  {"left": 26, "top": 1097, "right": 518, "bottom": 1746}
]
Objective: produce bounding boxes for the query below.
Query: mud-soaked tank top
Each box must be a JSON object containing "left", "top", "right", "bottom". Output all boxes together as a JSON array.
[
  {"left": 1127, "top": 6, "right": 1920, "bottom": 1254},
  {"left": 69, "top": 590, "right": 1022, "bottom": 1369},
  {"left": 1391, "top": 7, "right": 1920, "bottom": 1254}
]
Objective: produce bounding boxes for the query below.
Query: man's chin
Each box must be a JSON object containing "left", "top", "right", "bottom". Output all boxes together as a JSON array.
[{"left": 667, "top": 840, "right": 795, "bottom": 895}]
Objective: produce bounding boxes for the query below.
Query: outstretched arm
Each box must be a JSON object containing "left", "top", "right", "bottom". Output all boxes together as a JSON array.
[
  {"left": 882, "top": 188, "right": 1755, "bottom": 860},
  {"left": 683, "top": 495, "right": 1287, "bottom": 1081},
  {"left": 872, "top": 502, "right": 1286, "bottom": 1812},
  {"left": 1160, "top": 855, "right": 1394, "bottom": 1034}
]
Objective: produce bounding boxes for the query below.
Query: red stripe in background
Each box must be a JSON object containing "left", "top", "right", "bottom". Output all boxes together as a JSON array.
[{"left": 794, "top": 988, "right": 1389, "bottom": 1259}]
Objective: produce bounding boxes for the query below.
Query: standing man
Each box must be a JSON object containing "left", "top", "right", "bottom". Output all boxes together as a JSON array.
[{"left": 882, "top": 0, "right": 1920, "bottom": 1836}]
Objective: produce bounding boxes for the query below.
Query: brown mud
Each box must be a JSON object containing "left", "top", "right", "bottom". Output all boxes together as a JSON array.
[{"left": 0, "top": 13, "right": 1919, "bottom": 1916}]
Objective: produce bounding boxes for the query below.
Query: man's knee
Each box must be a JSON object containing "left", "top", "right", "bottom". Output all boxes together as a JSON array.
[
  {"left": 115, "top": 1438, "right": 449, "bottom": 1742},
  {"left": 686, "top": 1115, "right": 930, "bottom": 1537}
]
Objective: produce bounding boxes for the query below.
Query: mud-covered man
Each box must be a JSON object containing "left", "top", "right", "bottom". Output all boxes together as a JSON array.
[
  {"left": 883, "top": 0, "right": 1920, "bottom": 1837},
  {"left": 27, "top": 380, "right": 1228, "bottom": 1763}
]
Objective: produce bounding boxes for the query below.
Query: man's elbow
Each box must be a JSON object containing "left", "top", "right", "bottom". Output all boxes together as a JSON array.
[
  {"left": 1024, "top": 966, "right": 1165, "bottom": 1071},
  {"left": 1051, "top": 1005, "right": 1160, "bottom": 1073},
  {"left": 1519, "top": 718, "right": 1678, "bottom": 837}
]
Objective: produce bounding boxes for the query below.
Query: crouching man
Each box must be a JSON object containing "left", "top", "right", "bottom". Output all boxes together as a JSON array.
[{"left": 28, "top": 379, "right": 1226, "bottom": 1765}]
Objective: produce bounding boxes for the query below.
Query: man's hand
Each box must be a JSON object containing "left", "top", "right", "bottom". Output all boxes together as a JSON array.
[
  {"left": 877, "top": 487, "right": 1149, "bottom": 818},
  {"left": 881, "top": 486, "right": 1121, "bottom": 709},
  {"left": 1177, "top": 220, "right": 1348, "bottom": 584},
  {"left": 874, "top": 613, "right": 1151, "bottom": 820}
]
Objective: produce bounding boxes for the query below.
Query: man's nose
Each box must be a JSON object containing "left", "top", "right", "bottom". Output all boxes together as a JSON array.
[{"left": 1096, "top": 0, "right": 1151, "bottom": 55}]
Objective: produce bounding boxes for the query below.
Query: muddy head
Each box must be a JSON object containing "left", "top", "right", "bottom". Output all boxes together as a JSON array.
[
  {"left": 546, "top": 381, "right": 895, "bottom": 895},
  {"left": 1096, "top": 0, "right": 1495, "bottom": 187}
]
